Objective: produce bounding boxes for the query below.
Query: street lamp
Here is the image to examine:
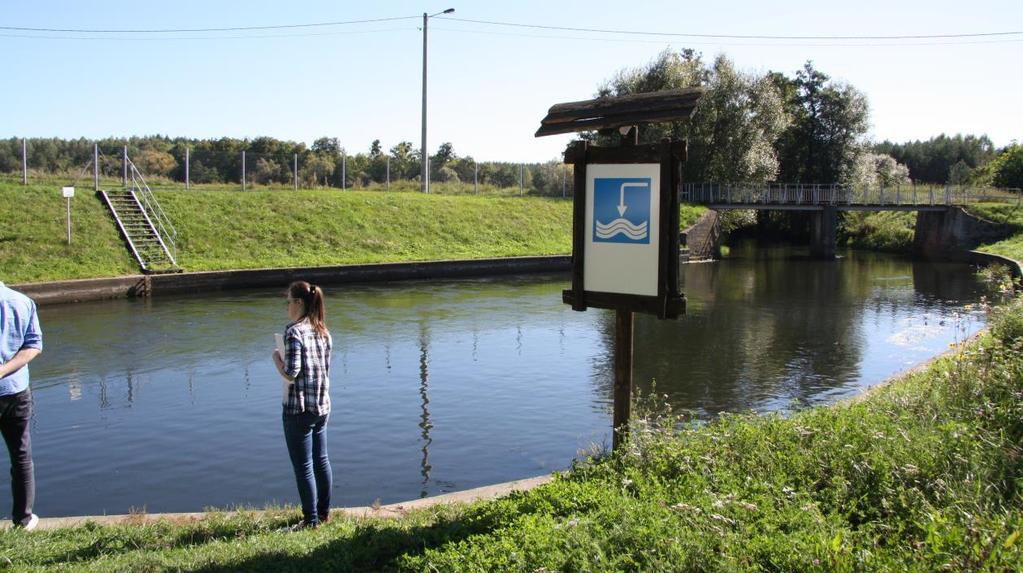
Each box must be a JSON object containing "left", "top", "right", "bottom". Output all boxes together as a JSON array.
[{"left": 422, "top": 7, "right": 455, "bottom": 194}]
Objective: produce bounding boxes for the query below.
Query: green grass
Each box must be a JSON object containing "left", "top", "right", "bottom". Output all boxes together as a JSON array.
[
  {"left": 0, "top": 179, "right": 706, "bottom": 283},
  {"left": 968, "top": 202, "right": 1023, "bottom": 263},
  {"left": 0, "top": 183, "right": 140, "bottom": 283},
  {"left": 3, "top": 300, "right": 1021, "bottom": 571},
  {"left": 841, "top": 211, "right": 916, "bottom": 252}
]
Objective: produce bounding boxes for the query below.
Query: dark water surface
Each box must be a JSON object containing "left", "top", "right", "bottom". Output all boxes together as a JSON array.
[{"left": 8, "top": 245, "right": 988, "bottom": 517}]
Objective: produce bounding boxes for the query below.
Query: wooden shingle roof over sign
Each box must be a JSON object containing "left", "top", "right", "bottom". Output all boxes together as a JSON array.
[{"left": 534, "top": 87, "right": 706, "bottom": 137}]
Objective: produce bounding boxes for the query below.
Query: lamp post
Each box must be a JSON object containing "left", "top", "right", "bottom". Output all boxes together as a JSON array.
[{"left": 421, "top": 8, "right": 454, "bottom": 194}]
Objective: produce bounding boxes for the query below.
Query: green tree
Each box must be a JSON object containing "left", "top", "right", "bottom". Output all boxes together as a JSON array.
[
  {"left": 991, "top": 144, "right": 1023, "bottom": 189},
  {"left": 873, "top": 134, "right": 995, "bottom": 184},
  {"left": 773, "top": 61, "right": 869, "bottom": 184},
  {"left": 595, "top": 49, "right": 788, "bottom": 183},
  {"left": 848, "top": 151, "right": 911, "bottom": 188},
  {"left": 389, "top": 141, "right": 415, "bottom": 180}
]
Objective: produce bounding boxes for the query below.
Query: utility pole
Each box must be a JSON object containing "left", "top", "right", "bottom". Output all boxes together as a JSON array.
[
  {"left": 93, "top": 143, "right": 99, "bottom": 192},
  {"left": 421, "top": 12, "right": 429, "bottom": 194},
  {"left": 421, "top": 8, "right": 455, "bottom": 194}
]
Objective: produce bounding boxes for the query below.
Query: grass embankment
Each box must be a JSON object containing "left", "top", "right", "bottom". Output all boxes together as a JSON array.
[
  {"left": 0, "top": 181, "right": 706, "bottom": 283},
  {"left": 2, "top": 301, "right": 1021, "bottom": 570}
]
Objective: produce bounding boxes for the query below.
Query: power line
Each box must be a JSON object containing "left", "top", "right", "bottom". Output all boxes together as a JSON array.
[
  {"left": 431, "top": 25, "right": 1023, "bottom": 48},
  {"left": 0, "top": 15, "right": 419, "bottom": 34},
  {"left": 437, "top": 16, "right": 1023, "bottom": 41},
  {"left": 0, "top": 27, "right": 416, "bottom": 42}
]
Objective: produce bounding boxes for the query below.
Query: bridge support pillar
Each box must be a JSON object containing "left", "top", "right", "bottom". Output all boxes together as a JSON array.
[{"left": 810, "top": 206, "right": 837, "bottom": 259}]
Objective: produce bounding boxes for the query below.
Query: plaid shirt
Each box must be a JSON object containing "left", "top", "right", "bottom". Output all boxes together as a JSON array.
[{"left": 283, "top": 319, "right": 332, "bottom": 416}]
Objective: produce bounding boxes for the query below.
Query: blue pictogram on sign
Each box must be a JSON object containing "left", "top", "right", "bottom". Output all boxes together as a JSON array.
[{"left": 593, "top": 177, "right": 651, "bottom": 244}]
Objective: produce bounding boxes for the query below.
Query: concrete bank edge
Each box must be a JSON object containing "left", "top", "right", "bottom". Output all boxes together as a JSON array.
[
  {"left": 7, "top": 475, "right": 555, "bottom": 531},
  {"left": 13, "top": 256, "right": 572, "bottom": 306}
]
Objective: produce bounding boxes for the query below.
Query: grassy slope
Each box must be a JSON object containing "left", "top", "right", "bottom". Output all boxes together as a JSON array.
[
  {"left": 0, "top": 184, "right": 139, "bottom": 283},
  {"left": 1, "top": 181, "right": 707, "bottom": 283},
  {"left": 969, "top": 203, "right": 1023, "bottom": 262},
  {"left": 2, "top": 302, "right": 1021, "bottom": 571}
]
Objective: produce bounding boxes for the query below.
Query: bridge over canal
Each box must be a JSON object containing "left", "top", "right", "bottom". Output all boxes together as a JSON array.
[{"left": 681, "top": 183, "right": 1018, "bottom": 258}]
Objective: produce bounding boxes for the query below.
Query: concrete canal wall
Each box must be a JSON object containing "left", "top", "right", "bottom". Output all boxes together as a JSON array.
[{"left": 14, "top": 256, "right": 572, "bottom": 306}]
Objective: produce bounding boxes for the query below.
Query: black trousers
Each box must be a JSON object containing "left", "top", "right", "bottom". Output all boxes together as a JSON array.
[{"left": 0, "top": 389, "right": 33, "bottom": 525}]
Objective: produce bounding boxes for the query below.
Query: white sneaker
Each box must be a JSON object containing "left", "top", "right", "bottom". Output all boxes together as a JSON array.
[{"left": 20, "top": 513, "right": 39, "bottom": 531}]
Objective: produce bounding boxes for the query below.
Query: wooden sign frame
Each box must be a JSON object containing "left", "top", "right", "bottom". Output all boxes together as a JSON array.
[{"left": 562, "top": 139, "right": 686, "bottom": 319}]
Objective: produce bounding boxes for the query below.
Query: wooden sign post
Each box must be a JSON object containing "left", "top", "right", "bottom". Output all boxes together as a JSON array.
[
  {"left": 535, "top": 88, "right": 704, "bottom": 451},
  {"left": 562, "top": 138, "right": 686, "bottom": 450}
]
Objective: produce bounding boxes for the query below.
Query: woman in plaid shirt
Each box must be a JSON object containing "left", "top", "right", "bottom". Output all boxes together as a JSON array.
[{"left": 272, "top": 281, "right": 333, "bottom": 529}]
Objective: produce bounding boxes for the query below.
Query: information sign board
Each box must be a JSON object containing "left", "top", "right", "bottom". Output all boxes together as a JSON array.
[{"left": 562, "top": 140, "right": 686, "bottom": 319}]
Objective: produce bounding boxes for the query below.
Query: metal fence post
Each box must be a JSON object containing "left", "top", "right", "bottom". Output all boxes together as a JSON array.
[
  {"left": 185, "top": 146, "right": 190, "bottom": 190},
  {"left": 342, "top": 153, "right": 346, "bottom": 190},
  {"left": 242, "top": 150, "right": 246, "bottom": 191},
  {"left": 386, "top": 155, "right": 391, "bottom": 190},
  {"left": 93, "top": 143, "right": 99, "bottom": 191},
  {"left": 293, "top": 153, "right": 298, "bottom": 191},
  {"left": 474, "top": 160, "right": 478, "bottom": 195},
  {"left": 122, "top": 145, "right": 128, "bottom": 188},
  {"left": 519, "top": 164, "right": 523, "bottom": 196},
  {"left": 21, "top": 138, "right": 27, "bottom": 185}
]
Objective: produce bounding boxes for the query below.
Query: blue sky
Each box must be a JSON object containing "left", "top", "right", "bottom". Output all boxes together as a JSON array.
[{"left": 3, "top": 0, "right": 1020, "bottom": 162}]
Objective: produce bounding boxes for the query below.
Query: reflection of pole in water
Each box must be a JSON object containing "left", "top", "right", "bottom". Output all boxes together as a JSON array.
[
  {"left": 385, "top": 340, "right": 391, "bottom": 371},
  {"left": 99, "top": 376, "right": 110, "bottom": 409},
  {"left": 516, "top": 324, "right": 522, "bottom": 356},
  {"left": 418, "top": 322, "right": 433, "bottom": 498},
  {"left": 127, "top": 369, "right": 135, "bottom": 405},
  {"left": 472, "top": 325, "right": 478, "bottom": 362}
]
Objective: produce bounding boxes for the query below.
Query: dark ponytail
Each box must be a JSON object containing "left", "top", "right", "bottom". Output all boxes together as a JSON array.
[{"left": 288, "top": 281, "right": 328, "bottom": 337}]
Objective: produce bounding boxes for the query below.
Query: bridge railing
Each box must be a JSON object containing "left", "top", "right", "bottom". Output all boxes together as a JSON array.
[{"left": 681, "top": 183, "right": 1021, "bottom": 207}]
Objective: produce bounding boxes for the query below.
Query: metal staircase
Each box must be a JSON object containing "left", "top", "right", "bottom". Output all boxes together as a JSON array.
[{"left": 100, "top": 158, "right": 179, "bottom": 273}]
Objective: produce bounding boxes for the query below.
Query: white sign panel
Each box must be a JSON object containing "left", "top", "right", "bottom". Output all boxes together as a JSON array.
[
  {"left": 584, "top": 163, "right": 660, "bottom": 296},
  {"left": 62, "top": 186, "right": 75, "bottom": 198}
]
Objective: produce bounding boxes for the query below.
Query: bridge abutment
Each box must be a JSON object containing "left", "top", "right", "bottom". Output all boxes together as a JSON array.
[
  {"left": 913, "top": 207, "right": 1012, "bottom": 260},
  {"left": 810, "top": 206, "right": 837, "bottom": 259}
]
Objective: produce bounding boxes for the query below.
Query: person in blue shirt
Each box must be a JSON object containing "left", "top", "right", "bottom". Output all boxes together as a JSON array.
[{"left": 0, "top": 282, "right": 43, "bottom": 531}]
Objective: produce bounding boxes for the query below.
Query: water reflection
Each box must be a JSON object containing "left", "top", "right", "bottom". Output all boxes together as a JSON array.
[
  {"left": 8, "top": 249, "right": 988, "bottom": 518},
  {"left": 418, "top": 321, "right": 433, "bottom": 498}
]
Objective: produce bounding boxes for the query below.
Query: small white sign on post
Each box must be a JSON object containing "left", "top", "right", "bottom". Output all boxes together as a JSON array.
[
  {"left": 62, "top": 186, "right": 74, "bottom": 244},
  {"left": 584, "top": 163, "right": 660, "bottom": 296}
]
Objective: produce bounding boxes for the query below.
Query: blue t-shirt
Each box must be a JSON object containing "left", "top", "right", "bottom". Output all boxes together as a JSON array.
[{"left": 0, "top": 282, "right": 43, "bottom": 396}]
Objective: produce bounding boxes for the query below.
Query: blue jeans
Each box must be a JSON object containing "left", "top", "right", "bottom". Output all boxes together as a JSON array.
[{"left": 282, "top": 411, "right": 332, "bottom": 525}]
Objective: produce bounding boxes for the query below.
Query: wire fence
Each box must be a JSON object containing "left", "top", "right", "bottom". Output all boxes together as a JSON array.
[{"left": 3, "top": 140, "right": 577, "bottom": 198}]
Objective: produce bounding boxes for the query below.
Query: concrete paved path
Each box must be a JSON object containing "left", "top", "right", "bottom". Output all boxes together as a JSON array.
[{"left": 5, "top": 474, "right": 554, "bottom": 531}]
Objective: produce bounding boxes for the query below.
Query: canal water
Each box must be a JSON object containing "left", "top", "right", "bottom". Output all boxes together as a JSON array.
[{"left": 9, "top": 244, "right": 989, "bottom": 518}]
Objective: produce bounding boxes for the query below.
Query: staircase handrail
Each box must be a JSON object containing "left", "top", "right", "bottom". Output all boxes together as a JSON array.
[{"left": 126, "top": 157, "right": 178, "bottom": 265}]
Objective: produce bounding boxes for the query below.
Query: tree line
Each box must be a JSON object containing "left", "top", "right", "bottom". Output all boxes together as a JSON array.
[{"left": 2, "top": 49, "right": 1020, "bottom": 192}]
